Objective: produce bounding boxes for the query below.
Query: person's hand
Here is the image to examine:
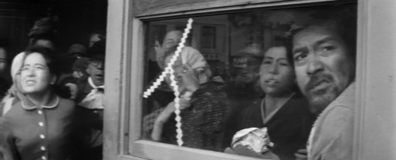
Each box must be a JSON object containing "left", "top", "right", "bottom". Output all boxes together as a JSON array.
[
  {"left": 176, "top": 64, "right": 200, "bottom": 93},
  {"left": 65, "top": 83, "right": 79, "bottom": 99},
  {"left": 154, "top": 40, "right": 166, "bottom": 69},
  {"left": 295, "top": 148, "right": 308, "bottom": 160},
  {"left": 73, "top": 71, "right": 84, "bottom": 79},
  {"left": 151, "top": 99, "right": 190, "bottom": 141}
]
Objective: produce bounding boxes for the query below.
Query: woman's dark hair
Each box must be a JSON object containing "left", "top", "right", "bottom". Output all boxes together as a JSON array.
[
  {"left": 24, "top": 45, "right": 61, "bottom": 77},
  {"left": 272, "top": 38, "right": 294, "bottom": 67},
  {"left": 265, "top": 39, "right": 299, "bottom": 93}
]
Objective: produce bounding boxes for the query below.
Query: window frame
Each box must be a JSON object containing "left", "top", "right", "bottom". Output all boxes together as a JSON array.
[{"left": 104, "top": 0, "right": 396, "bottom": 160}]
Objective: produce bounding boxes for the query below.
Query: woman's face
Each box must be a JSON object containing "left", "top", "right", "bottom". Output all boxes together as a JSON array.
[
  {"left": 164, "top": 55, "right": 202, "bottom": 94},
  {"left": 259, "top": 47, "right": 295, "bottom": 96},
  {"left": 21, "top": 52, "right": 54, "bottom": 94}
]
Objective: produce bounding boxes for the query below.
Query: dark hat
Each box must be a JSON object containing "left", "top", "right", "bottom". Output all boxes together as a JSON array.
[
  {"left": 67, "top": 44, "right": 86, "bottom": 56},
  {"left": 232, "top": 43, "right": 263, "bottom": 68},
  {"left": 28, "top": 17, "right": 58, "bottom": 38},
  {"left": 86, "top": 40, "right": 106, "bottom": 59}
]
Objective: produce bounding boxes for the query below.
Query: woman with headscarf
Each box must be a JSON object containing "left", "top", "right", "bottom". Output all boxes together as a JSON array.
[
  {"left": 144, "top": 46, "right": 230, "bottom": 151},
  {"left": 0, "top": 46, "right": 83, "bottom": 160},
  {"left": 0, "top": 53, "right": 26, "bottom": 116}
]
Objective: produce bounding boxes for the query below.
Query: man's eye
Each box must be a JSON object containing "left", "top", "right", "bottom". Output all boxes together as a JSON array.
[
  {"left": 294, "top": 52, "right": 308, "bottom": 62},
  {"left": 322, "top": 46, "right": 335, "bottom": 52}
]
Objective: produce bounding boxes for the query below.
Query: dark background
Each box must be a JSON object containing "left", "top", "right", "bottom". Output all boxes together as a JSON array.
[{"left": 0, "top": 0, "right": 108, "bottom": 81}]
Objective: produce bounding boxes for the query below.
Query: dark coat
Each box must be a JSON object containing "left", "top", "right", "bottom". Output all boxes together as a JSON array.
[{"left": 236, "top": 92, "right": 316, "bottom": 160}]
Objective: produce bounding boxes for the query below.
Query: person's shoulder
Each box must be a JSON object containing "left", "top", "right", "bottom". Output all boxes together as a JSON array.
[
  {"left": 313, "top": 102, "right": 354, "bottom": 144},
  {"left": 310, "top": 106, "right": 354, "bottom": 160},
  {"left": 59, "top": 97, "right": 76, "bottom": 105},
  {"left": 58, "top": 97, "right": 77, "bottom": 111}
]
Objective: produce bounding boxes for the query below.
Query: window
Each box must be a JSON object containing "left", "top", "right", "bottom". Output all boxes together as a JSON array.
[{"left": 104, "top": 0, "right": 396, "bottom": 160}]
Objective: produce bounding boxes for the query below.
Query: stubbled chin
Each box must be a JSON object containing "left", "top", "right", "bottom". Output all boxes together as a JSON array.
[{"left": 308, "top": 91, "right": 338, "bottom": 115}]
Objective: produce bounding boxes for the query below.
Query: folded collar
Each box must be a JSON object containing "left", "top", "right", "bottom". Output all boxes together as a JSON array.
[
  {"left": 21, "top": 94, "right": 60, "bottom": 110},
  {"left": 88, "top": 77, "right": 104, "bottom": 89}
]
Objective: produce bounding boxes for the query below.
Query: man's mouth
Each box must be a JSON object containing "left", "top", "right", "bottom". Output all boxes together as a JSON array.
[
  {"left": 311, "top": 80, "right": 330, "bottom": 90},
  {"left": 306, "top": 75, "right": 333, "bottom": 92},
  {"left": 95, "top": 74, "right": 104, "bottom": 79}
]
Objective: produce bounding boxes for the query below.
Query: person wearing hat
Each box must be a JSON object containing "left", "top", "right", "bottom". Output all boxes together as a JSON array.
[
  {"left": 66, "top": 44, "right": 89, "bottom": 80},
  {"left": 223, "top": 43, "right": 265, "bottom": 149},
  {"left": 74, "top": 39, "right": 106, "bottom": 160}
]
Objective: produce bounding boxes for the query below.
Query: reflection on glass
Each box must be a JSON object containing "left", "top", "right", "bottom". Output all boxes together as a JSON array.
[{"left": 142, "top": 3, "right": 356, "bottom": 160}]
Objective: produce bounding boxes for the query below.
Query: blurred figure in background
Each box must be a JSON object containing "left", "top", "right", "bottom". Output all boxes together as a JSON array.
[
  {"left": 75, "top": 39, "right": 106, "bottom": 160},
  {"left": 0, "top": 53, "right": 25, "bottom": 116},
  {"left": 223, "top": 43, "right": 264, "bottom": 148},
  {"left": 0, "top": 46, "right": 9, "bottom": 100}
]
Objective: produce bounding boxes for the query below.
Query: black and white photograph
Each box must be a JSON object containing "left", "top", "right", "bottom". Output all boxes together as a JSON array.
[{"left": 0, "top": 0, "right": 394, "bottom": 160}]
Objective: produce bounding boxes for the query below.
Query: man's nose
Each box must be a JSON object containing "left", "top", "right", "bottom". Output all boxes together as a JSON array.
[{"left": 306, "top": 54, "right": 324, "bottom": 76}]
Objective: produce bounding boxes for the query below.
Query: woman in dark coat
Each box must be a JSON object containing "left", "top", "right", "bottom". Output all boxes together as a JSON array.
[
  {"left": 231, "top": 44, "right": 315, "bottom": 160},
  {"left": 145, "top": 46, "right": 229, "bottom": 151},
  {"left": 0, "top": 46, "right": 83, "bottom": 160}
]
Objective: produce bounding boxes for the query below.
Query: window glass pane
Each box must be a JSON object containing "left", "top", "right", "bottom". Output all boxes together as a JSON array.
[{"left": 141, "top": 3, "right": 357, "bottom": 159}]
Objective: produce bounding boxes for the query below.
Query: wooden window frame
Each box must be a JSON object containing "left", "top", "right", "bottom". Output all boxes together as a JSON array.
[{"left": 104, "top": 0, "right": 396, "bottom": 160}]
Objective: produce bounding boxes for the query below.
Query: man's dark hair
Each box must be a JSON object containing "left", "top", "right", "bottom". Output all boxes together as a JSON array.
[{"left": 291, "top": 7, "right": 357, "bottom": 82}]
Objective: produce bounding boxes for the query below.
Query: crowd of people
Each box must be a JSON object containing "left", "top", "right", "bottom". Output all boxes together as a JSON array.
[
  {"left": 0, "top": 17, "right": 106, "bottom": 160},
  {"left": 143, "top": 12, "right": 356, "bottom": 160},
  {"left": 0, "top": 8, "right": 356, "bottom": 160}
]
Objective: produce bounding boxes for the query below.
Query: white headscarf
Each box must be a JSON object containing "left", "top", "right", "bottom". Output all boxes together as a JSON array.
[{"left": 1, "top": 52, "right": 25, "bottom": 115}]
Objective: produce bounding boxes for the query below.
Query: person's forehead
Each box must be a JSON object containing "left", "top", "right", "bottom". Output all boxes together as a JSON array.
[
  {"left": 25, "top": 52, "right": 46, "bottom": 64},
  {"left": 293, "top": 25, "right": 341, "bottom": 44},
  {"left": 164, "top": 31, "right": 181, "bottom": 41},
  {"left": 264, "top": 47, "right": 287, "bottom": 58}
]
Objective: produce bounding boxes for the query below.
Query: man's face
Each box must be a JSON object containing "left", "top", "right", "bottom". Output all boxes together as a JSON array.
[
  {"left": 292, "top": 25, "right": 354, "bottom": 114},
  {"left": 0, "top": 48, "right": 6, "bottom": 74},
  {"left": 232, "top": 56, "right": 261, "bottom": 86},
  {"left": 86, "top": 58, "right": 105, "bottom": 86}
]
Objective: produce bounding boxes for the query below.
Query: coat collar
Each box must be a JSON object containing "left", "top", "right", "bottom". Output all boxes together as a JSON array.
[{"left": 21, "top": 94, "right": 60, "bottom": 110}]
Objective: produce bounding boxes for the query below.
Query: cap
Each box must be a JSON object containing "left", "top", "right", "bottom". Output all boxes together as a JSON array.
[
  {"left": 28, "top": 17, "right": 57, "bottom": 38},
  {"left": 232, "top": 43, "right": 263, "bottom": 68},
  {"left": 67, "top": 44, "right": 86, "bottom": 55},
  {"left": 86, "top": 40, "right": 105, "bottom": 59}
]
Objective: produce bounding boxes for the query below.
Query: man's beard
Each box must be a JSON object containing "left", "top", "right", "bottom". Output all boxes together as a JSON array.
[{"left": 305, "top": 72, "right": 340, "bottom": 115}]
